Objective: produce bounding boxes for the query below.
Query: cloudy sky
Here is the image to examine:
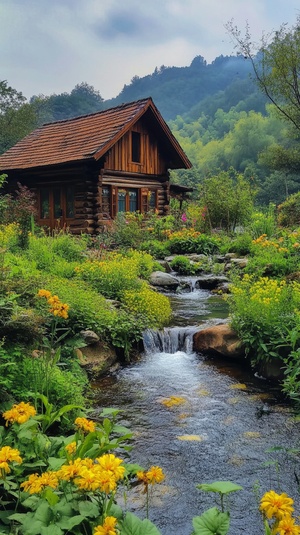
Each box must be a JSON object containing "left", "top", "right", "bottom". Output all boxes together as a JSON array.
[{"left": 1, "top": 0, "right": 300, "bottom": 101}]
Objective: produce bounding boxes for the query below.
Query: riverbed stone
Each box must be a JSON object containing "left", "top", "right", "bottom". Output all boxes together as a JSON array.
[
  {"left": 76, "top": 342, "right": 118, "bottom": 380},
  {"left": 224, "top": 258, "right": 249, "bottom": 271},
  {"left": 80, "top": 330, "right": 100, "bottom": 345},
  {"left": 195, "top": 275, "right": 229, "bottom": 290},
  {"left": 193, "top": 323, "right": 245, "bottom": 358},
  {"left": 149, "top": 271, "right": 180, "bottom": 290}
]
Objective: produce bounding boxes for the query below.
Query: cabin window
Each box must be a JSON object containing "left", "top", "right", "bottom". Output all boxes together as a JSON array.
[
  {"left": 118, "top": 190, "right": 126, "bottom": 212},
  {"left": 40, "top": 188, "right": 50, "bottom": 219},
  {"left": 102, "top": 186, "right": 111, "bottom": 216},
  {"left": 140, "top": 188, "right": 158, "bottom": 214},
  {"left": 129, "top": 189, "right": 137, "bottom": 211},
  {"left": 66, "top": 187, "right": 75, "bottom": 218},
  {"left": 131, "top": 131, "right": 141, "bottom": 163},
  {"left": 148, "top": 190, "right": 157, "bottom": 210},
  {"left": 38, "top": 186, "right": 75, "bottom": 228},
  {"left": 117, "top": 188, "right": 138, "bottom": 213},
  {"left": 54, "top": 188, "right": 62, "bottom": 218}
]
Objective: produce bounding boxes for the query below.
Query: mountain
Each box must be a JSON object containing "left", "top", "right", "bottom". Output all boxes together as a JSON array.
[{"left": 104, "top": 54, "right": 267, "bottom": 121}]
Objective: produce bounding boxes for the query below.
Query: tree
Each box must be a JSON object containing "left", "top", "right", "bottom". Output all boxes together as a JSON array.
[
  {"left": 30, "top": 83, "right": 104, "bottom": 123},
  {"left": 199, "top": 169, "right": 256, "bottom": 231},
  {"left": 0, "top": 81, "right": 25, "bottom": 112},
  {"left": 226, "top": 17, "right": 300, "bottom": 133},
  {"left": 0, "top": 81, "right": 37, "bottom": 153}
]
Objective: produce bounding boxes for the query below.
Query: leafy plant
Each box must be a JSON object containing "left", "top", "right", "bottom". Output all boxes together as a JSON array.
[
  {"left": 139, "top": 239, "right": 170, "bottom": 259},
  {"left": 192, "top": 480, "right": 243, "bottom": 535},
  {"left": 228, "top": 274, "right": 300, "bottom": 368},
  {"left": 168, "top": 229, "right": 220, "bottom": 255},
  {"left": 0, "top": 402, "right": 165, "bottom": 535},
  {"left": 122, "top": 284, "right": 172, "bottom": 328},
  {"left": 170, "top": 255, "right": 196, "bottom": 275}
]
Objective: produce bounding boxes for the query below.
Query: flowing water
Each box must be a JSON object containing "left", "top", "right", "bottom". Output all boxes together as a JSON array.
[{"left": 93, "top": 278, "right": 300, "bottom": 534}]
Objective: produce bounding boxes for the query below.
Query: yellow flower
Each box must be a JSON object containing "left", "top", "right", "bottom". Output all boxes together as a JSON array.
[
  {"left": 94, "top": 516, "right": 118, "bottom": 535},
  {"left": 138, "top": 465, "right": 165, "bottom": 485},
  {"left": 145, "top": 465, "right": 165, "bottom": 484},
  {"left": 37, "top": 289, "right": 52, "bottom": 299},
  {"left": 74, "top": 417, "right": 96, "bottom": 433},
  {"left": 96, "top": 470, "right": 118, "bottom": 494},
  {"left": 276, "top": 515, "right": 300, "bottom": 535},
  {"left": 0, "top": 446, "right": 22, "bottom": 465},
  {"left": 96, "top": 454, "right": 125, "bottom": 481},
  {"left": 0, "top": 445, "right": 22, "bottom": 476},
  {"left": 21, "top": 471, "right": 59, "bottom": 494},
  {"left": 65, "top": 441, "right": 77, "bottom": 455},
  {"left": 74, "top": 467, "right": 117, "bottom": 493},
  {"left": 260, "top": 490, "right": 294, "bottom": 520},
  {"left": 57, "top": 459, "right": 90, "bottom": 481},
  {"left": 3, "top": 402, "right": 36, "bottom": 426}
]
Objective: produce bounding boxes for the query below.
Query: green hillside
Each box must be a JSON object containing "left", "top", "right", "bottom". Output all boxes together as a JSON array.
[{"left": 104, "top": 54, "right": 266, "bottom": 121}]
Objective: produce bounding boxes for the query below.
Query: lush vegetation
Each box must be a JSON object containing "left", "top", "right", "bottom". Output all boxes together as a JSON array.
[
  {"left": 2, "top": 178, "right": 300, "bottom": 535},
  {"left": 3, "top": 13, "right": 300, "bottom": 533},
  {"left": 0, "top": 401, "right": 299, "bottom": 534}
]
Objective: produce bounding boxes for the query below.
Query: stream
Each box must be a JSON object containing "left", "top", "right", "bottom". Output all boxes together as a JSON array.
[{"left": 93, "top": 277, "right": 300, "bottom": 534}]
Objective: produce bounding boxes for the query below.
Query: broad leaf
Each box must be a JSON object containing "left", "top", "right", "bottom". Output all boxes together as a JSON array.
[
  {"left": 193, "top": 507, "right": 230, "bottom": 535},
  {"left": 78, "top": 501, "right": 100, "bottom": 518},
  {"left": 48, "top": 457, "right": 66, "bottom": 470},
  {"left": 56, "top": 514, "right": 85, "bottom": 530},
  {"left": 120, "top": 512, "right": 162, "bottom": 535},
  {"left": 197, "top": 481, "right": 243, "bottom": 495},
  {"left": 44, "top": 488, "right": 59, "bottom": 506},
  {"left": 41, "top": 526, "right": 63, "bottom": 535},
  {"left": 9, "top": 514, "right": 45, "bottom": 535}
]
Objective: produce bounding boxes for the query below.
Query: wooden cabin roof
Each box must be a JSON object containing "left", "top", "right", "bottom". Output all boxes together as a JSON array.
[{"left": 0, "top": 97, "right": 192, "bottom": 171}]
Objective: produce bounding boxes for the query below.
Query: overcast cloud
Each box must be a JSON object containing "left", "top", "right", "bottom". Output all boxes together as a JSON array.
[{"left": 1, "top": 0, "right": 300, "bottom": 100}]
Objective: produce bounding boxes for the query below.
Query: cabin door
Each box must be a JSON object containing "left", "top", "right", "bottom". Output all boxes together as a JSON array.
[{"left": 39, "top": 186, "right": 75, "bottom": 230}]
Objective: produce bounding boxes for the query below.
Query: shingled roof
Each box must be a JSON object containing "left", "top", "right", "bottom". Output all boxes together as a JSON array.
[{"left": 0, "top": 97, "right": 191, "bottom": 171}]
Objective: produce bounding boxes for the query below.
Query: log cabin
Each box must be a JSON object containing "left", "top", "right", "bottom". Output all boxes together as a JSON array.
[{"left": 0, "top": 97, "right": 192, "bottom": 234}]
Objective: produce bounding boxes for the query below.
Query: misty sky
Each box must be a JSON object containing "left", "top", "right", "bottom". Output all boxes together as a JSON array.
[{"left": 1, "top": 0, "right": 300, "bottom": 101}]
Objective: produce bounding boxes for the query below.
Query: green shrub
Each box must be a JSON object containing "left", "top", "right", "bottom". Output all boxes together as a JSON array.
[
  {"left": 0, "top": 223, "right": 19, "bottom": 250},
  {"left": 108, "top": 310, "right": 147, "bottom": 360},
  {"left": 51, "top": 232, "right": 87, "bottom": 261},
  {"left": 249, "top": 204, "right": 277, "bottom": 238},
  {"left": 168, "top": 229, "right": 220, "bottom": 255},
  {"left": 122, "top": 283, "right": 172, "bottom": 328},
  {"left": 170, "top": 255, "right": 196, "bottom": 275},
  {"left": 125, "top": 249, "right": 157, "bottom": 280},
  {"left": 0, "top": 343, "right": 88, "bottom": 415},
  {"left": 226, "top": 233, "right": 253, "bottom": 256},
  {"left": 139, "top": 239, "right": 170, "bottom": 258},
  {"left": 43, "top": 276, "right": 117, "bottom": 337},
  {"left": 74, "top": 254, "right": 142, "bottom": 300},
  {"left": 245, "top": 235, "right": 299, "bottom": 277},
  {"left": 229, "top": 274, "right": 300, "bottom": 366},
  {"left": 26, "top": 235, "right": 81, "bottom": 278},
  {"left": 278, "top": 192, "right": 300, "bottom": 227},
  {"left": 110, "top": 212, "right": 144, "bottom": 248},
  {"left": 145, "top": 213, "right": 177, "bottom": 239}
]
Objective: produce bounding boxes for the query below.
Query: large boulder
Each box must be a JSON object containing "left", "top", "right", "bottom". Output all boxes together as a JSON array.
[
  {"left": 195, "top": 275, "right": 229, "bottom": 291},
  {"left": 193, "top": 323, "right": 245, "bottom": 359},
  {"left": 149, "top": 271, "right": 180, "bottom": 290},
  {"left": 76, "top": 342, "right": 118, "bottom": 380}
]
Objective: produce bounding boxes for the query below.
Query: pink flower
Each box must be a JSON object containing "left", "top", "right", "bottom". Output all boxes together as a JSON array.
[{"left": 181, "top": 213, "right": 187, "bottom": 222}]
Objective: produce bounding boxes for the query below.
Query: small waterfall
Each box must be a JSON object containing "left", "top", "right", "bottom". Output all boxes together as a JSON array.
[{"left": 142, "top": 327, "right": 197, "bottom": 355}]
